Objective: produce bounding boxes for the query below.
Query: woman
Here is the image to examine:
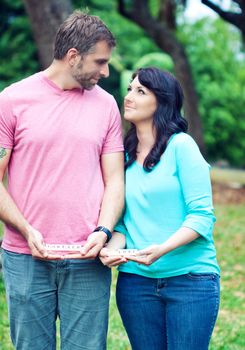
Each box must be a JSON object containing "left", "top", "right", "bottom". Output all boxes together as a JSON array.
[{"left": 100, "top": 67, "right": 220, "bottom": 350}]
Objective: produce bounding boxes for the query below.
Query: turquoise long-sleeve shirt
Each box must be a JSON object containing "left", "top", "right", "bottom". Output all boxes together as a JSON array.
[{"left": 115, "top": 132, "right": 220, "bottom": 278}]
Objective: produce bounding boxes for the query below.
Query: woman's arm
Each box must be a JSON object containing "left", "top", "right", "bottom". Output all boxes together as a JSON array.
[
  {"left": 99, "top": 231, "right": 127, "bottom": 267},
  {"left": 125, "top": 227, "right": 198, "bottom": 265}
]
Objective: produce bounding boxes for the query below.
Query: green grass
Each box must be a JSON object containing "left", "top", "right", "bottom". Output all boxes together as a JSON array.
[
  {"left": 1, "top": 204, "right": 245, "bottom": 349},
  {"left": 211, "top": 167, "right": 245, "bottom": 186}
]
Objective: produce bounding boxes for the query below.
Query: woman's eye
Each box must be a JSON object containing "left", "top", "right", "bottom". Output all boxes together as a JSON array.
[
  {"left": 138, "top": 89, "right": 145, "bottom": 95},
  {"left": 127, "top": 86, "right": 132, "bottom": 92}
]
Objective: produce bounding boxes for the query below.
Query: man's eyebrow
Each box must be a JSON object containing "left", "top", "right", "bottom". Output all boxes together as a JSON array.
[{"left": 95, "top": 58, "right": 109, "bottom": 63}]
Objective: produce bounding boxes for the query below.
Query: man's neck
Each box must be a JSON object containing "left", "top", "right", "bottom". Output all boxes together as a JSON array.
[{"left": 43, "top": 61, "right": 81, "bottom": 90}]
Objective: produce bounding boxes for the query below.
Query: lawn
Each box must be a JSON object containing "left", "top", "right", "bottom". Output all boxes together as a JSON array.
[{"left": 0, "top": 203, "right": 245, "bottom": 349}]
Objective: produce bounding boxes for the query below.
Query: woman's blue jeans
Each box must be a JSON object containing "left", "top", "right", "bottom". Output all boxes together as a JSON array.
[{"left": 116, "top": 271, "right": 220, "bottom": 350}]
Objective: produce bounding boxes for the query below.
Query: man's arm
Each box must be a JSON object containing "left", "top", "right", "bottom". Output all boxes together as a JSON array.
[
  {"left": 97, "top": 151, "right": 125, "bottom": 231},
  {"left": 64, "top": 151, "right": 125, "bottom": 259},
  {"left": 0, "top": 147, "right": 61, "bottom": 259},
  {"left": 0, "top": 148, "right": 29, "bottom": 234}
]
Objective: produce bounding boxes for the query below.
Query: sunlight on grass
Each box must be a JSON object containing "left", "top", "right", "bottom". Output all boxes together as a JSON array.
[{"left": 211, "top": 167, "right": 245, "bottom": 185}]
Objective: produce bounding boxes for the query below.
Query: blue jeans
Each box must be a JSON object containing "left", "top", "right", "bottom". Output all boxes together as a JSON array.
[
  {"left": 116, "top": 271, "right": 220, "bottom": 350},
  {"left": 2, "top": 249, "right": 111, "bottom": 350}
]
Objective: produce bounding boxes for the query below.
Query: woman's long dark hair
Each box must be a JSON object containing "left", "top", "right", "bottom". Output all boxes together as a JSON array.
[{"left": 124, "top": 67, "right": 188, "bottom": 171}]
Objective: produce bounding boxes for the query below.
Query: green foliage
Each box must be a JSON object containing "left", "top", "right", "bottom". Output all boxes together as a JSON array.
[
  {"left": 0, "top": 0, "right": 39, "bottom": 91},
  {"left": 179, "top": 18, "right": 245, "bottom": 167},
  {"left": 134, "top": 52, "right": 174, "bottom": 72},
  {"left": 119, "top": 69, "right": 133, "bottom": 100},
  {"left": 0, "top": 0, "right": 244, "bottom": 166}
]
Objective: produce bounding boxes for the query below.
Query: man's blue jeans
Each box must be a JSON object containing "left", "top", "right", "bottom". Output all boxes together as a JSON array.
[
  {"left": 116, "top": 271, "right": 220, "bottom": 350},
  {"left": 2, "top": 249, "right": 111, "bottom": 350}
]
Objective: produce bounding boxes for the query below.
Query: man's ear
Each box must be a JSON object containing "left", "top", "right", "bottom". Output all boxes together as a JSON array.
[{"left": 66, "top": 48, "right": 80, "bottom": 66}]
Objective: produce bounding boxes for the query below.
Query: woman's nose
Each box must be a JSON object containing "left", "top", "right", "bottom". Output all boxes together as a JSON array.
[{"left": 125, "top": 90, "right": 134, "bottom": 101}]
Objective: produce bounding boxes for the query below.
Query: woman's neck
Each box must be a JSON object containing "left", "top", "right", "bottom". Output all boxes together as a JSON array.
[
  {"left": 136, "top": 123, "right": 155, "bottom": 149},
  {"left": 135, "top": 124, "right": 155, "bottom": 162}
]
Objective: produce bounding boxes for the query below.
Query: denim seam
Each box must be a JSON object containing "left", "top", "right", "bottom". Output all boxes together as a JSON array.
[{"left": 206, "top": 287, "right": 220, "bottom": 345}]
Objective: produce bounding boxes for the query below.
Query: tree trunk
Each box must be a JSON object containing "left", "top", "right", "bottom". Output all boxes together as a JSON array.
[
  {"left": 118, "top": 0, "right": 206, "bottom": 154},
  {"left": 153, "top": 32, "right": 205, "bottom": 153},
  {"left": 22, "top": 0, "right": 73, "bottom": 69}
]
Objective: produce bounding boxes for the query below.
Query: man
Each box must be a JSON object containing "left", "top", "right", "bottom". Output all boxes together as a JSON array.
[{"left": 0, "top": 11, "right": 124, "bottom": 350}]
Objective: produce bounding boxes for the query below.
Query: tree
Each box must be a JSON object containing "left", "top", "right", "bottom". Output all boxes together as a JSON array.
[
  {"left": 0, "top": 0, "right": 39, "bottom": 90},
  {"left": 180, "top": 18, "right": 245, "bottom": 166},
  {"left": 201, "top": 0, "right": 245, "bottom": 44},
  {"left": 22, "top": 0, "right": 73, "bottom": 68},
  {"left": 118, "top": 0, "right": 206, "bottom": 154}
]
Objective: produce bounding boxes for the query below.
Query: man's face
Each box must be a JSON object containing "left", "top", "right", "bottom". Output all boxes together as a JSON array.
[{"left": 71, "top": 40, "right": 112, "bottom": 90}]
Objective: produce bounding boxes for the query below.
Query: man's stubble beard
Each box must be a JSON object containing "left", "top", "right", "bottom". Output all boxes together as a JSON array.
[{"left": 72, "top": 61, "right": 98, "bottom": 90}]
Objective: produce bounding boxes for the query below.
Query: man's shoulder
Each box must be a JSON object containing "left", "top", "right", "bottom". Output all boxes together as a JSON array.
[
  {"left": 86, "top": 85, "right": 115, "bottom": 103},
  {"left": 2, "top": 72, "right": 42, "bottom": 96}
]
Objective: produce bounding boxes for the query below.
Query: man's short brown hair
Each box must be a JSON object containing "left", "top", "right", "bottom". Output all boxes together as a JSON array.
[{"left": 54, "top": 10, "right": 116, "bottom": 59}]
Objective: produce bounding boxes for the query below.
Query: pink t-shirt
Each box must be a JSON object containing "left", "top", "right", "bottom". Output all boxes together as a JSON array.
[{"left": 0, "top": 72, "right": 124, "bottom": 254}]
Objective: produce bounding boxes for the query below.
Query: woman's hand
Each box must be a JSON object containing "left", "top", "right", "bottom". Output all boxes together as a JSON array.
[
  {"left": 99, "top": 247, "right": 127, "bottom": 268},
  {"left": 125, "top": 244, "right": 163, "bottom": 265},
  {"left": 125, "top": 228, "right": 199, "bottom": 266}
]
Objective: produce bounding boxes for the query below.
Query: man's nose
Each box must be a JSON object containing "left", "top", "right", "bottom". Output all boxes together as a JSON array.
[{"left": 100, "top": 64, "right": 109, "bottom": 78}]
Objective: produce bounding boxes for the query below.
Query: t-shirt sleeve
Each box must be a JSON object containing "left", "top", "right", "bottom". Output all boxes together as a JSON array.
[
  {"left": 102, "top": 99, "right": 124, "bottom": 154},
  {"left": 0, "top": 90, "right": 15, "bottom": 149},
  {"left": 114, "top": 216, "right": 128, "bottom": 236},
  {"left": 176, "top": 134, "right": 216, "bottom": 240}
]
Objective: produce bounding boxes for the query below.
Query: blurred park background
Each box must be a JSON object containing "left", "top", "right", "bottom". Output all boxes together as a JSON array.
[{"left": 0, "top": 0, "right": 244, "bottom": 349}]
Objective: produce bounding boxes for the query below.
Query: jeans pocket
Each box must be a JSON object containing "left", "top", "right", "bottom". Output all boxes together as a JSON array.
[
  {"left": 2, "top": 250, "right": 32, "bottom": 303},
  {"left": 186, "top": 272, "right": 219, "bottom": 281}
]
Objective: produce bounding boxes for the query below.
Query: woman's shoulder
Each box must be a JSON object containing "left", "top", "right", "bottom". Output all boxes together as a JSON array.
[
  {"left": 170, "top": 132, "right": 208, "bottom": 165},
  {"left": 169, "top": 132, "right": 197, "bottom": 148},
  {"left": 171, "top": 132, "right": 194, "bottom": 142},
  {"left": 169, "top": 132, "right": 202, "bottom": 158}
]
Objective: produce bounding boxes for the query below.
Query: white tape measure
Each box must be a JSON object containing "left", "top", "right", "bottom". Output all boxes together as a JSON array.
[
  {"left": 44, "top": 243, "right": 83, "bottom": 251},
  {"left": 108, "top": 249, "right": 139, "bottom": 256}
]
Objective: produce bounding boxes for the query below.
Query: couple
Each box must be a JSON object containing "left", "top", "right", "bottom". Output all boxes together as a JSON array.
[{"left": 0, "top": 10, "right": 220, "bottom": 350}]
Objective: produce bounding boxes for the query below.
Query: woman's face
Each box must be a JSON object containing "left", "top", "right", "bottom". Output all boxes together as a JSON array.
[{"left": 124, "top": 75, "right": 157, "bottom": 124}]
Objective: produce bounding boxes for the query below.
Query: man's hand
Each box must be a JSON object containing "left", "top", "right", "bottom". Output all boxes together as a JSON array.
[
  {"left": 62, "top": 231, "right": 107, "bottom": 260},
  {"left": 26, "top": 226, "right": 63, "bottom": 260}
]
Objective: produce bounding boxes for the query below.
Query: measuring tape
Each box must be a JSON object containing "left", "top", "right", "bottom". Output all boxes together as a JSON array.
[
  {"left": 44, "top": 244, "right": 83, "bottom": 251},
  {"left": 44, "top": 245, "right": 139, "bottom": 255},
  {"left": 108, "top": 249, "right": 139, "bottom": 256}
]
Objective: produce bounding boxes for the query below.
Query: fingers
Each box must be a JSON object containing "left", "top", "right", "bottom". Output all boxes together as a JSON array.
[
  {"left": 101, "top": 256, "right": 127, "bottom": 267},
  {"left": 33, "top": 241, "right": 48, "bottom": 258},
  {"left": 125, "top": 253, "right": 154, "bottom": 265},
  {"left": 61, "top": 253, "right": 84, "bottom": 259},
  {"left": 99, "top": 248, "right": 127, "bottom": 267},
  {"left": 81, "top": 241, "right": 95, "bottom": 255},
  {"left": 31, "top": 244, "right": 63, "bottom": 260},
  {"left": 61, "top": 245, "right": 102, "bottom": 260},
  {"left": 29, "top": 240, "right": 47, "bottom": 259},
  {"left": 35, "top": 253, "right": 64, "bottom": 261}
]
